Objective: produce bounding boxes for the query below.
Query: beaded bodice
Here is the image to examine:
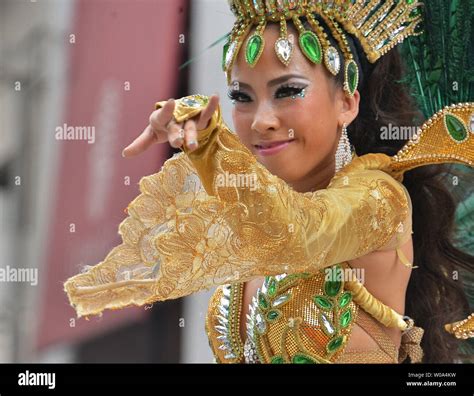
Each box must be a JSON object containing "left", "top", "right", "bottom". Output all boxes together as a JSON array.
[{"left": 206, "top": 264, "right": 359, "bottom": 364}]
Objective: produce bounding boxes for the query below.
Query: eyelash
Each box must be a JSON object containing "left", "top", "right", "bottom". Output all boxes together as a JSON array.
[{"left": 227, "top": 84, "right": 306, "bottom": 103}]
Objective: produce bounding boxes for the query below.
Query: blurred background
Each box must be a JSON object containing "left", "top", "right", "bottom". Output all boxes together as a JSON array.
[{"left": 0, "top": 0, "right": 237, "bottom": 363}]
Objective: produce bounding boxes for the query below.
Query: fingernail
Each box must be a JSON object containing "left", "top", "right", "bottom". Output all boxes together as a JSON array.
[
  {"left": 121, "top": 149, "right": 126, "bottom": 157},
  {"left": 173, "top": 137, "right": 184, "bottom": 146},
  {"left": 188, "top": 140, "right": 198, "bottom": 150}
]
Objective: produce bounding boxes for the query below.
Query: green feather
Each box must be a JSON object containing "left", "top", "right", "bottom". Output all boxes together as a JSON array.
[
  {"left": 400, "top": 1, "right": 474, "bottom": 361},
  {"left": 178, "top": 32, "right": 231, "bottom": 71},
  {"left": 399, "top": 0, "right": 474, "bottom": 115}
]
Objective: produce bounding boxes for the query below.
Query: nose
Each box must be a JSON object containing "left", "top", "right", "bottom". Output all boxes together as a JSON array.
[{"left": 251, "top": 101, "right": 280, "bottom": 135}]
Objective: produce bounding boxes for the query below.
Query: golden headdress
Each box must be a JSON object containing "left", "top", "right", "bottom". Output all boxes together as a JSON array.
[{"left": 223, "top": 0, "right": 423, "bottom": 95}]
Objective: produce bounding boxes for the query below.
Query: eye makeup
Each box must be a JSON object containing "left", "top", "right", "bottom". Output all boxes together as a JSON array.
[{"left": 227, "top": 83, "right": 307, "bottom": 103}]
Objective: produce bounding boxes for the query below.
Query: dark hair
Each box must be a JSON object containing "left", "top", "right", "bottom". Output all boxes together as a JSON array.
[
  {"left": 299, "top": 17, "right": 474, "bottom": 363},
  {"left": 349, "top": 47, "right": 474, "bottom": 363}
]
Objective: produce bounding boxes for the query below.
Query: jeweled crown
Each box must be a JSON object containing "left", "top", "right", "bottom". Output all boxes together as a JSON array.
[{"left": 223, "top": 0, "right": 423, "bottom": 96}]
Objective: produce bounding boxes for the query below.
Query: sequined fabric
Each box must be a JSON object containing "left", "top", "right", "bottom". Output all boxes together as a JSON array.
[
  {"left": 206, "top": 276, "right": 424, "bottom": 364},
  {"left": 64, "top": 99, "right": 412, "bottom": 318}
]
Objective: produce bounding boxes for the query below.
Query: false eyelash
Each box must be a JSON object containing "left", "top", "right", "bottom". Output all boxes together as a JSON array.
[
  {"left": 275, "top": 84, "right": 305, "bottom": 98},
  {"left": 227, "top": 90, "right": 250, "bottom": 102},
  {"left": 227, "top": 84, "right": 307, "bottom": 103}
]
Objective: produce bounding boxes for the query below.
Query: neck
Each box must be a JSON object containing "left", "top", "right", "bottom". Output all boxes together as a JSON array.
[{"left": 289, "top": 156, "right": 337, "bottom": 193}]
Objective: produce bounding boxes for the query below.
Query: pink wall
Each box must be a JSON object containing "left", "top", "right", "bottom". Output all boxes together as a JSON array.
[{"left": 37, "top": 0, "right": 188, "bottom": 350}]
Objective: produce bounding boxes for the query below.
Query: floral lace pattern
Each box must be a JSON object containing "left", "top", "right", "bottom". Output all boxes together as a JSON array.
[{"left": 64, "top": 99, "right": 411, "bottom": 318}]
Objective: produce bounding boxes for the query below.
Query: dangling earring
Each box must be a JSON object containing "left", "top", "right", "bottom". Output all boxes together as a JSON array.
[{"left": 335, "top": 122, "right": 353, "bottom": 173}]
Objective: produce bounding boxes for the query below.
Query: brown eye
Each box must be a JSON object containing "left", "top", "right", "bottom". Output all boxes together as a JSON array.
[
  {"left": 275, "top": 86, "right": 305, "bottom": 99},
  {"left": 227, "top": 90, "right": 251, "bottom": 103}
]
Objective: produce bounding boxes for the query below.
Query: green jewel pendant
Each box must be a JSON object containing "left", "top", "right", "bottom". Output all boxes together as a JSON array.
[
  {"left": 344, "top": 59, "right": 359, "bottom": 97},
  {"left": 299, "top": 30, "right": 322, "bottom": 64},
  {"left": 444, "top": 113, "right": 469, "bottom": 143},
  {"left": 222, "top": 39, "right": 230, "bottom": 71},
  {"left": 245, "top": 33, "right": 265, "bottom": 67}
]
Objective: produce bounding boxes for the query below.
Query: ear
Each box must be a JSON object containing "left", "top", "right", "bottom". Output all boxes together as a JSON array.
[{"left": 337, "top": 89, "right": 360, "bottom": 128}]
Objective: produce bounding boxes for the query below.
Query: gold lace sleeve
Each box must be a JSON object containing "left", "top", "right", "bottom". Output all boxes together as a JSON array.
[{"left": 64, "top": 95, "right": 410, "bottom": 318}]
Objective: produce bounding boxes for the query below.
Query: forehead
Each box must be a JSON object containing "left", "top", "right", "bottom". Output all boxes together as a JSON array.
[{"left": 231, "top": 23, "right": 318, "bottom": 83}]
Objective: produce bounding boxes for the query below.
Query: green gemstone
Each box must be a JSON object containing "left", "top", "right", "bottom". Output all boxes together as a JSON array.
[
  {"left": 340, "top": 309, "right": 352, "bottom": 328},
  {"left": 246, "top": 34, "right": 263, "bottom": 66},
  {"left": 327, "top": 336, "right": 344, "bottom": 353},
  {"left": 324, "top": 280, "right": 342, "bottom": 297},
  {"left": 292, "top": 354, "right": 318, "bottom": 364},
  {"left": 299, "top": 31, "right": 322, "bottom": 64},
  {"left": 406, "top": 0, "right": 415, "bottom": 4},
  {"left": 324, "top": 266, "right": 342, "bottom": 296},
  {"left": 409, "top": 7, "right": 421, "bottom": 18},
  {"left": 271, "top": 355, "right": 285, "bottom": 364},
  {"left": 268, "top": 278, "right": 277, "bottom": 296},
  {"left": 445, "top": 114, "right": 468, "bottom": 142},
  {"left": 266, "top": 309, "right": 281, "bottom": 322},
  {"left": 346, "top": 61, "right": 358, "bottom": 95},
  {"left": 222, "top": 40, "right": 230, "bottom": 71},
  {"left": 258, "top": 292, "right": 269, "bottom": 310},
  {"left": 338, "top": 292, "right": 352, "bottom": 308},
  {"left": 314, "top": 295, "right": 333, "bottom": 310}
]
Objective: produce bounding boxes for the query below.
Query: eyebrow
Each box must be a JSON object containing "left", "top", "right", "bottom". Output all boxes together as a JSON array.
[{"left": 230, "top": 73, "right": 307, "bottom": 89}]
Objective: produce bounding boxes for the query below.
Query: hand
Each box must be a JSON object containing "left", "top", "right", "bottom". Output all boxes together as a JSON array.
[{"left": 122, "top": 94, "right": 220, "bottom": 157}]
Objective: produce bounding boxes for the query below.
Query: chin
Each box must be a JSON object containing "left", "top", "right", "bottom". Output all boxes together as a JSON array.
[{"left": 263, "top": 163, "right": 299, "bottom": 183}]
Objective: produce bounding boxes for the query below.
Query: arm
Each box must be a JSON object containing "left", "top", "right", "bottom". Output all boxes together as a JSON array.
[
  {"left": 166, "top": 96, "right": 412, "bottom": 270},
  {"left": 64, "top": 95, "right": 411, "bottom": 317}
]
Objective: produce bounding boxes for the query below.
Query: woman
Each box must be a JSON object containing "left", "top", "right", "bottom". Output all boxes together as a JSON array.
[{"left": 64, "top": 0, "right": 474, "bottom": 363}]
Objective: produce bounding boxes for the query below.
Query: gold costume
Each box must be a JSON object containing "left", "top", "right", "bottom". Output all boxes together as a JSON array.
[
  {"left": 64, "top": 0, "right": 474, "bottom": 363},
  {"left": 64, "top": 96, "right": 474, "bottom": 363}
]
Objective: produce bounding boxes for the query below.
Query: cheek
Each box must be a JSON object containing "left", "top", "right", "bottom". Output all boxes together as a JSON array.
[{"left": 286, "top": 98, "right": 337, "bottom": 152}]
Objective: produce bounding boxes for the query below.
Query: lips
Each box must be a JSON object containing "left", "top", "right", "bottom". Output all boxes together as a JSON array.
[
  {"left": 253, "top": 139, "right": 295, "bottom": 156},
  {"left": 254, "top": 139, "right": 295, "bottom": 149}
]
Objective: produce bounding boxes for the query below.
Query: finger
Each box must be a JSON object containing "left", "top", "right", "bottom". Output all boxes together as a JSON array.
[
  {"left": 150, "top": 99, "right": 176, "bottom": 132},
  {"left": 183, "top": 119, "right": 198, "bottom": 151},
  {"left": 167, "top": 123, "right": 186, "bottom": 148},
  {"left": 122, "top": 124, "right": 158, "bottom": 157},
  {"left": 148, "top": 111, "right": 169, "bottom": 144},
  {"left": 196, "top": 94, "right": 220, "bottom": 131}
]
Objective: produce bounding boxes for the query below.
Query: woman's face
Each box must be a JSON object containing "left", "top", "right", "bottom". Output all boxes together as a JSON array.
[{"left": 229, "top": 24, "right": 360, "bottom": 192}]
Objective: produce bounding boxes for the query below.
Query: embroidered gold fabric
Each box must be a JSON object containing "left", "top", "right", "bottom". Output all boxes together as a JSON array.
[
  {"left": 64, "top": 96, "right": 474, "bottom": 359},
  {"left": 205, "top": 272, "right": 424, "bottom": 364},
  {"left": 64, "top": 98, "right": 413, "bottom": 318}
]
